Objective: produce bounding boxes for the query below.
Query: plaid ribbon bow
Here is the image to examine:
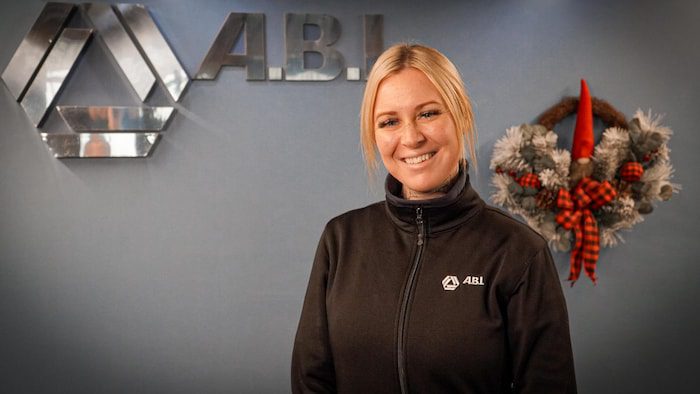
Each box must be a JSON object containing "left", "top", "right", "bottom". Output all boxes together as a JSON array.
[{"left": 555, "top": 177, "right": 617, "bottom": 284}]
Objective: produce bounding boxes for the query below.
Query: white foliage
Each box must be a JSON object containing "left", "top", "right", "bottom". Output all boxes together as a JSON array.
[
  {"left": 538, "top": 218, "right": 558, "bottom": 239},
  {"left": 600, "top": 209, "right": 644, "bottom": 246},
  {"left": 601, "top": 227, "right": 624, "bottom": 248},
  {"left": 634, "top": 109, "right": 673, "bottom": 140},
  {"left": 524, "top": 214, "right": 544, "bottom": 234},
  {"left": 656, "top": 144, "right": 670, "bottom": 161},
  {"left": 531, "top": 134, "right": 548, "bottom": 151},
  {"left": 490, "top": 126, "right": 528, "bottom": 171},
  {"left": 600, "top": 195, "right": 643, "bottom": 238},
  {"left": 490, "top": 173, "right": 517, "bottom": 207},
  {"left": 600, "top": 216, "right": 642, "bottom": 247},
  {"left": 593, "top": 127, "right": 631, "bottom": 180},
  {"left": 615, "top": 195, "right": 637, "bottom": 218},
  {"left": 550, "top": 229, "right": 573, "bottom": 252},
  {"left": 641, "top": 161, "right": 682, "bottom": 200},
  {"left": 550, "top": 148, "right": 571, "bottom": 178},
  {"left": 598, "top": 194, "right": 643, "bottom": 247},
  {"left": 531, "top": 132, "right": 556, "bottom": 153},
  {"left": 642, "top": 160, "right": 673, "bottom": 183},
  {"left": 539, "top": 168, "right": 568, "bottom": 190},
  {"left": 599, "top": 127, "right": 631, "bottom": 147}
]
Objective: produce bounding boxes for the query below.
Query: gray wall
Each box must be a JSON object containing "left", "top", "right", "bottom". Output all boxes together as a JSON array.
[{"left": 1, "top": 0, "right": 698, "bottom": 392}]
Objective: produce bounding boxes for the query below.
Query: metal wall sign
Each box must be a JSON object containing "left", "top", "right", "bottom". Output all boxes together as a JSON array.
[
  {"left": 194, "top": 13, "right": 383, "bottom": 82},
  {"left": 1, "top": 2, "right": 384, "bottom": 159}
]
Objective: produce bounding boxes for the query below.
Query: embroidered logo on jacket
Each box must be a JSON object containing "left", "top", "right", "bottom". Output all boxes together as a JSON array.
[
  {"left": 442, "top": 275, "right": 486, "bottom": 290},
  {"left": 442, "top": 276, "right": 460, "bottom": 291},
  {"left": 463, "top": 276, "right": 485, "bottom": 286}
]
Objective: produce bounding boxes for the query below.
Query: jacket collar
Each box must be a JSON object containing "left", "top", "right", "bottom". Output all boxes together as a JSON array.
[{"left": 384, "top": 162, "right": 485, "bottom": 234}]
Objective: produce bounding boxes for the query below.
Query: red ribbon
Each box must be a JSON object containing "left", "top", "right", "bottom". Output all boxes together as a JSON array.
[{"left": 556, "top": 177, "right": 616, "bottom": 284}]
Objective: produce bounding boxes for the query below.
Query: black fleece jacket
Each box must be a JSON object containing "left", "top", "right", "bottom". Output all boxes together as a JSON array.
[{"left": 292, "top": 167, "right": 577, "bottom": 393}]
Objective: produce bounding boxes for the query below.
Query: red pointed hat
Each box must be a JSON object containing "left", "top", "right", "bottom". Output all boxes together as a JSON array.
[{"left": 571, "top": 79, "right": 594, "bottom": 160}]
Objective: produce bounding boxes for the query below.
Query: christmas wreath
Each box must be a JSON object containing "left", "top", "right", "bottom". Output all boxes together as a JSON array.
[{"left": 490, "top": 80, "right": 680, "bottom": 284}]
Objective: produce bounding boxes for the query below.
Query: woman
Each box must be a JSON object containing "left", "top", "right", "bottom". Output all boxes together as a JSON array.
[{"left": 292, "top": 43, "right": 577, "bottom": 393}]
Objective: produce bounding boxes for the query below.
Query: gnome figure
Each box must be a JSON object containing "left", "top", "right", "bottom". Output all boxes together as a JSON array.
[{"left": 569, "top": 79, "right": 595, "bottom": 186}]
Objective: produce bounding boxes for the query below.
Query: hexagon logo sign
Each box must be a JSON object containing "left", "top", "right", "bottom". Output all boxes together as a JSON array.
[{"left": 1, "top": 2, "right": 187, "bottom": 158}]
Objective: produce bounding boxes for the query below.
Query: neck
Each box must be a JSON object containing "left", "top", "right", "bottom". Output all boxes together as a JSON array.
[{"left": 402, "top": 165, "right": 461, "bottom": 200}]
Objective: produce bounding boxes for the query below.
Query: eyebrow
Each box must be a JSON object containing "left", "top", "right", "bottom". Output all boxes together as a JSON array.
[{"left": 374, "top": 100, "right": 442, "bottom": 120}]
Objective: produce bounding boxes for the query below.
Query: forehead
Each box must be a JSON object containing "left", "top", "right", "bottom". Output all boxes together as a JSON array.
[{"left": 374, "top": 68, "right": 444, "bottom": 114}]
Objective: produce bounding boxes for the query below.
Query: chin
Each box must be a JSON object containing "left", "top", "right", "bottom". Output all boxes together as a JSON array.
[{"left": 401, "top": 178, "right": 443, "bottom": 193}]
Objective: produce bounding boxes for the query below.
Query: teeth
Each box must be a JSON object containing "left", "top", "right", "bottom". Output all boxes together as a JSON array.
[{"left": 404, "top": 152, "right": 434, "bottom": 164}]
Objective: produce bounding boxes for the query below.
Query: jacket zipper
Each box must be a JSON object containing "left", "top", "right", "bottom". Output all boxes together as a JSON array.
[{"left": 397, "top": 207, "right": 425, "bottom": 394}]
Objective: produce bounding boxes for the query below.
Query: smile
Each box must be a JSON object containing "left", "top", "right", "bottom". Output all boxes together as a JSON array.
[{"left": 403, "top": 152, "right": 435, "bottom": 165}]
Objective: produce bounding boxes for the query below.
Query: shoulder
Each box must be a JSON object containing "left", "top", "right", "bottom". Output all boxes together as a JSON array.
[
  {"left": 317, "top": 201, "right": 386, "bottom": 242},
  {"left": 477, "top": 205, "right": 548, "bottom": 251},
  {"left": 468, "top": 205, "right": 554, "bottom": 292},
  {"left": 314, "top": 202, "right": 388, "bottom": 263},
  {"left": 324, "top": 201, "right": 385, "bottom": 231}
]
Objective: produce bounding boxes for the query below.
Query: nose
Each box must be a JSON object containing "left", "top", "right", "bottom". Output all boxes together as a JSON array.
[{"left": 400, "top": 121, "right": 426, "bottom": 148}]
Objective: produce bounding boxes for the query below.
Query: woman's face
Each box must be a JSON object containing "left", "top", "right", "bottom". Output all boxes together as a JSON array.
[{"left": 373, "top": 68, "right": 461, "bottom": 198}]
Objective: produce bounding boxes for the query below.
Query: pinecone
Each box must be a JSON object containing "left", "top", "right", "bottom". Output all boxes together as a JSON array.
[{"left": 536, "top": 189, "right": 557, "bottom": 210}]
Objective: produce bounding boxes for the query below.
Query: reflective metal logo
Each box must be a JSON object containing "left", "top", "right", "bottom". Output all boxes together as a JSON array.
[
  {"left": 2, "top": 3, "right": 383, "bottom": 158},
  {"left": 1, "top": 3, "right": 185, "bottom": 158}
]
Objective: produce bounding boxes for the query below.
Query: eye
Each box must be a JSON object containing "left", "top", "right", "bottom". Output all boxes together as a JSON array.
[
  {"left": 378, "top": 118, "right": 399, "bottom": 128},
  {"left": 419, "top": 110, "right": 441, "bottom": 119}
]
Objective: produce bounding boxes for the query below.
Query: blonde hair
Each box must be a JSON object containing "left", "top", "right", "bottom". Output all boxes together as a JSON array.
[{"left": 360, "top": 43, "right": 477, "bottom": 174}]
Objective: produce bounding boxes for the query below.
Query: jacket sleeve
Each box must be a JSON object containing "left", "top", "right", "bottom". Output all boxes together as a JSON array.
[
  {"left": 507, "top": 246, "right": 577, "bottom": 393},
  {"left": 291, "top": 229, "right": 336, "bottom": 393}
]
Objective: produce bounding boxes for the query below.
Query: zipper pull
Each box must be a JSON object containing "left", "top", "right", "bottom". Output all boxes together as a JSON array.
[{"left": 416, "top": 207, "right": 424, "bottom": 246}]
